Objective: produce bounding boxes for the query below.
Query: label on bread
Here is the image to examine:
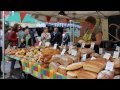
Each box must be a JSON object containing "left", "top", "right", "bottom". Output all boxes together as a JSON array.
[
  {"left": 113, "top": 51, "right": 119, "bottom": 59},
  {"left": 82, "top": 54, "right": 87, "bottom": 61},
  {"left": 53, "top": 44, "right": 57, "bottom": 49},
  {"left": 90, "top": 42, "right": 95, "bottom": 49},
  {"left": 81, "top": 42, "right": 85, "bottom": 48},
  {"left": 39, "top": 41, "right": 42, "bottom": 46},
  {"left": 45, "top": 42, "right": 50, "bottom": 47},
  {"left": 103, "top": 53, "right": 111, "bottom": 60},
  {"left": 105, "top": 61, "right": 114, "bottom": 71},
  {"left": 61, "top": 49, "right": 66, "bottom": 56},
  {"left": 91, "top": 56, "right": 96, "bottom": 60}
]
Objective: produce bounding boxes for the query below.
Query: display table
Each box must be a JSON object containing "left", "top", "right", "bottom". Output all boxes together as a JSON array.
[{"left": 5, "top": 54, "right": 67, "bottom": 79}]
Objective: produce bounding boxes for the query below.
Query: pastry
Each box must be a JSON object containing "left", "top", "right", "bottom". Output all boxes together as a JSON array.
[
  {"left": 113, "top": 59, "right": 120, "bottom": 68},
  {"left": 67, "top": 70, "right": 80, "bottom": 79},
  {"left": 114, "top": 75, "right": 120, "bottom": 79},
  {"left": 114, "top": 68, "right": 120, "bottom": 75},
  {"left": 49, "top": 62, "right": 60, "bottom": 72}
]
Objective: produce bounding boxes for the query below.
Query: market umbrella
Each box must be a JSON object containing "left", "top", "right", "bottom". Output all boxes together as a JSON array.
[{"left": 5, "top": 11, "right": 41, "bottom": 23}]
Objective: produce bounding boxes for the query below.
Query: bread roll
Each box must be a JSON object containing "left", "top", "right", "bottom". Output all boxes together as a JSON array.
[
  {"left": 58, "top": 65, "right": 67, "bottom": 76},
  {"left": 90, "top": 53, "right": 101, "bottom": 58},
  {"left": 77, "top": 69, "right": 97, "bottom": 79},
  {"left": 97, "top": 70, "right": 114, "bottom": 79},
  {"left": 83, "top": 59, "right": 106, "bottom": 73},
  {"left": 78, "top": 48, "right": 94, "bottom": 54},
  {"left": 66, "top": 62, "right": 84, "bottom": 70}
]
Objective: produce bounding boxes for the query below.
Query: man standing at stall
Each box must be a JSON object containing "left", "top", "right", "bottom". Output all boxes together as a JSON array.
[{"left": 50, "top": 27, "right": 62, "bottom": 46}]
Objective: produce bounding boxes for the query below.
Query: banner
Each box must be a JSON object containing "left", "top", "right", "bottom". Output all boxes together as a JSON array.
[{"left": 20, "top": 11, "right": 26, "bottom": 22}]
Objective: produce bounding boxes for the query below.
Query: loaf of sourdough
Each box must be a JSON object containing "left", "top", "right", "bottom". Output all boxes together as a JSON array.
[
  {"left": 77, "top": 69, "right": 97, "bottom": 79},
  {"left": 66, "top": 62, "right": 84, "bottom": 71},
  {"left": 83, "top": 59, "right": 106, "bottom": 73}
]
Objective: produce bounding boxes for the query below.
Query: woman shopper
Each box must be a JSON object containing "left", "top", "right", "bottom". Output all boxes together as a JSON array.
[{"left": 41, "top": 27, "right": 51, "bottom": 45}]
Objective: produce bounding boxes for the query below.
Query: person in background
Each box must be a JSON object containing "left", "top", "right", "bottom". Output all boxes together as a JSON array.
[
  {"left": 41, "top": 27, "right": 51, "bottom": 45},
  {"left": 0, "top": 21, "right": 3, "bottom": 77},
  {"left": 62, "top": 29, "right": 70, "bottom": 46},
  {"left": 17, "top": 26, "right": 26, "bottom": 48},
  {"left": 50, "top": 27, "right": 62, "bottom": 46},
  {"left": 24, "top": 28, "right": 31, "bottom": 47},
  {"left": 5, "top": 27, "right": 12, "bottom": 49},
  {"left": 78, "top": 16, "right": 103, "bottom": 53},
  {"left": 8, "top": 23, "right": 22, "bottom": 77}
]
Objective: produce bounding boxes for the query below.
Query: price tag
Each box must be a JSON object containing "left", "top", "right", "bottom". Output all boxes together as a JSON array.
[
  {"left": 91, "top": 56, "right": 96, "bottom": 60},
  {"left": 53, "top": 44, "right": 57, "bottom": 49},
  {"left": 82, "top": 54, "right": 87, "bottom": 61},
  {"left": 103, "top": 53, "right": 111, "bottom": 60},
  {"left": 113, "top": 51, "right": 119, "bottom": 59},
  {"left": 105, "top": 61, "right": 114, "bottom": 71},
  {"left": 45, "top": 42, "right": 50, "bottom": 47},
  {"left": 39, "top": 41, "right": 42, "bottom": 46},
  {"left": 116, "top": 46, "right": 120, "bottom": 52},
  {"left": 90, "top": 42, "right": 95, "bottom": 49},
  {"left": 61, "top": 49, "right": 66, "bottom": 56},
  {"left": 81, "top": 42, "right": 85, "bottom": 48}
]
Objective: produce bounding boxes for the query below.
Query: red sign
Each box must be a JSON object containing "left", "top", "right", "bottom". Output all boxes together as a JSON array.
[{"left": 46, "top": 16, "right": 51, "bottom": 22}]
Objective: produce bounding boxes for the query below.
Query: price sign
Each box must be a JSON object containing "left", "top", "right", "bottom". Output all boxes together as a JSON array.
[
  {"left": 45, "top": 42, "right": 50, "bottom": 47},
  {"left": 105, "top": 61, "right": 114, "bottom": 71},
  {"left": 81, "top": 42, "right": 85, "bottom": 48},
  {"left": 61, "top": 49, "right": 66, "bottom": 56},
  {"left": 113, "top": 51, "right": 119, "bottom": 59},
  {"left": 71, "top": 50, "right": 77, "bottom": 56},
  {"left": 103, "top": 53, "right": 111, "bottom": 60},
  {"left": 99, "top": 48, "right": 103, "bottom": 54},
  {"left": 53, "top": 44, "right": 57, "bottom": 49},
  {"left": 90, "top": 42, "right": 95, "bottom": 49},
  {"left": 82, "top": 54, "right": 87, "bottom": 61}
]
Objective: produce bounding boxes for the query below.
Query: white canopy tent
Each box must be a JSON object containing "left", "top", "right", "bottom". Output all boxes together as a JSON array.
[{"left": 26, "top": 11, "right": 120, "bottom": 22}]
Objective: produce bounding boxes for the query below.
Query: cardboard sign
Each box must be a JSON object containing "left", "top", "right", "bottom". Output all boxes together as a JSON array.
[
  {"left": 45, "top": 42, "right": 50, "bottom": 47},
  {"left": 53, "top": 44, "right": 57, "bottom": 49},
  {"left": 82, "top": 54, "right": 87, "bottom": 61},
  {"left": 61, "top": 49, "right": 66, "bottom": 56},
  {"left": 113, "top": 51, "right": 119, "bottom": 59},
  {"left": 90, "top": 42, "right": 95, "bottom": 49},
  {"left": 105, "top": 61, "right": 114, "bottom": 71},
  {"left": 103, "top": 53, "right": 111, "bottom": 60},
  {"left": 81, "top": 42, "right": 85, "bottom": 48}
]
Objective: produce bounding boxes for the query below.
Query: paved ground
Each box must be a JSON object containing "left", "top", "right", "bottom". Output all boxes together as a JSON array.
[{"left": 0, "top": 61, "right": 20, "bottom": 79}]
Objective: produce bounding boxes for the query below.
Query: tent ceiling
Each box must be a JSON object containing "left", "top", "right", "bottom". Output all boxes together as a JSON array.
[{"left": 26, "top": 11, "right": 120, "bottom": 21}]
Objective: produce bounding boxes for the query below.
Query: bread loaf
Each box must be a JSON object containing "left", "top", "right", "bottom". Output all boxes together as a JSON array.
[
  {"left": 90, "top": 53, "right": 101, "bottom": 58},
  {"left": 97, "top": 70, "right": 114, "bottom": 79},
  {"left": 114, "top": 75, "right": 120, "bottom": 79},
  {"left": 114, "top": 68, "right": 120, "bottom": 75},
  {"left": 67, "top": 70, "right": 80, "bottom": 79},
  {"left": 66, "top": 62, "right": 84, "bottom": 71},
  {"left": 113, "top": 59, "right": 120, "bottom": 68},
  {"left": 77, "top": 69, "right": 97, "bottom": 79},
  {"left": 83, "top": 59, "right": 106, "bottom": 73},
  {"left": 58, "top": 65, "right": 67, "bottom": 76},
  {"left": 49, "top": 62, "right": 60, "bottom": 72}
]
